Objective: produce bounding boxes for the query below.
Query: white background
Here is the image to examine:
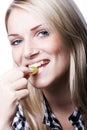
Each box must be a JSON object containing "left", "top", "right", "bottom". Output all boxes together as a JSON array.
[{"left": 0, "top": 0, "right": 87, "bottom": 75}]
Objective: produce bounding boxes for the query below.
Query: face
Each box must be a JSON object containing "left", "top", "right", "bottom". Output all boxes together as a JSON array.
[{"left": 7, "top": 7, "right": 70, "bottom": 89}]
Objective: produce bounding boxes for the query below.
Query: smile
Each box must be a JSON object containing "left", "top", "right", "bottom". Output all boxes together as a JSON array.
[{"left": 29, "top": 59, "right": 50, "bottom": 69}]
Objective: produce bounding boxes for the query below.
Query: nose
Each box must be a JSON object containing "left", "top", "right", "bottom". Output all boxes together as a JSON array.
[
  {"left": 24, "top": 48, "right": 40, "bottom": 59},
  {"left": 23, "top": 39, "right": 40, "bottom": 59}
]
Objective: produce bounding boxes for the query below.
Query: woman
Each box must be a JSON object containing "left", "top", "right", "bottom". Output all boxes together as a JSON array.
[{"left": 0, "top": 0, "right": 87, "bottom": 129}]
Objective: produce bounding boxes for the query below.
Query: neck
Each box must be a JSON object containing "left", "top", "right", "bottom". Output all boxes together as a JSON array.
[{"left": 42, "top": 72, "right": 75, "bottom": 114}]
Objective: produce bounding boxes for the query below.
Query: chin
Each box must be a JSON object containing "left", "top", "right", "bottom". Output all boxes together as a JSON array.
[{"left": 29, "top": 77, "right": 55, "bottom": 89}]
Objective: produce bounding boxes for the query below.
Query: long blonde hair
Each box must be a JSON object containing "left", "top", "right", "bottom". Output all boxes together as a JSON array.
[{"left": 5, "top": 0, "right": 87, "bottom": 129}]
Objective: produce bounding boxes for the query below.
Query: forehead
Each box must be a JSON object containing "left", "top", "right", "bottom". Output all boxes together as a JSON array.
[{"left": 7, "top": 7, "right": 47, "bottom": 33}]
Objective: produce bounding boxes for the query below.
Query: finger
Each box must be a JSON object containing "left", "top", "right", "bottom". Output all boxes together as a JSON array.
[
  {"left": 16, "top": 89, "right": 29, "bottom": 100},
  {"left": 0, "top": 67, "right": 31, "bottom": 85},
  {"left": 0, "top": 68, "right": 24, "bottom": 83},
  {"left": 19, "top": 66, "right": 29, "bottom": 72},
  {"left": 2, "top": 67, "right": 29, "bottom": 83},
  {"left": 10, "top": 78, "right": 28, "bottom": 90},
  {"left": 19, "top": 66, "right": 33, "bottom": 77}
]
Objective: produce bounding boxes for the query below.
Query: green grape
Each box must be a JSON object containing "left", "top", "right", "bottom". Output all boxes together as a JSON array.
[{"left": 31, "top": 67, "right": 38, "bottom": 75}]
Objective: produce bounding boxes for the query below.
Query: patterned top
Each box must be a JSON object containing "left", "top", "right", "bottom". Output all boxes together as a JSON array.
[{"left": 12, "top": 98, "right": 84, "bottom": 130}]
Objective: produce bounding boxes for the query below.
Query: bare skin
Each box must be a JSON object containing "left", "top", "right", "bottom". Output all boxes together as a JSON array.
[
  {"left": 0, "top": 66, "right": 31, "bottom": 129},
  {"left": 42, "top": 71, "right": 74, "bottom": 130}
]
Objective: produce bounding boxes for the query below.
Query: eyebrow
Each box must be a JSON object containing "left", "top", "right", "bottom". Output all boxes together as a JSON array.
[
  {"left": 8, "top": 34, "right": 19, "bottom": 37},
  {"left": 8, "top": 24, "right": 43, "bottom": 37},
  {"left": 30, "top": 24, "right": 43, "bottom": 31}
]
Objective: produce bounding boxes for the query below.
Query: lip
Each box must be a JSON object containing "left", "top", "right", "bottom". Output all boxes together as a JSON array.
[{"left": 26, "top": 59, "right": 50, "bottom": 69}]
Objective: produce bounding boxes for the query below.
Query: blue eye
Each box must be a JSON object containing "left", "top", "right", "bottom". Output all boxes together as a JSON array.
[
  {"left": 38, "top": 30, "right": 49, "bottom": 37},
  {"left": 11, "top": 40, "right": 22, "bottom": 46}
]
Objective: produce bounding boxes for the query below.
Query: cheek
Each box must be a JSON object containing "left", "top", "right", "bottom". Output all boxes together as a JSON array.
[
  {"left": 46, "top": 42, "right": 61, "bottom": 55},
  {"left": 12, "top": 49, "right": 22, "bottom": 66},
  {"left": 45, "top": 36, "right": 64, "bottom": 55},
  {"left": 42, "top": 40, "right": 60, "bottom": 55},
  {"left": 47, "top": 34, "right": 69, "bottom": 56},
  {"left": 50, "top": 39, "right": 70, "bottom": 56}
]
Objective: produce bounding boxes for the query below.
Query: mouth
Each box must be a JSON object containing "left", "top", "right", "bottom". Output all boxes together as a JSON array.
[{"left": 28, "top": 59, "right": 50, "bottom": 70}]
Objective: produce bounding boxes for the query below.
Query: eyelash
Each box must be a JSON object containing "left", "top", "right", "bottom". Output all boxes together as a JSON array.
[
  {"left": 36, "top": 30, "right": 49, "bottom": 38},
  {"left": 11, "top": 39, "right": 22, "bottom": 46},
  {"left": 10, "top": 30, "right": 49, "bottom": 46}
]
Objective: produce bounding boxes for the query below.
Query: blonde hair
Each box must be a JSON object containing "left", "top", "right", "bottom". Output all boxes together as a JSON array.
[{"left": 5, "top": 0, "right": 87, "bottom": 129}]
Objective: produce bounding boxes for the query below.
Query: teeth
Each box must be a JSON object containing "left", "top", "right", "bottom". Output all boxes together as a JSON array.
[
  {"left": 29, "top": 60, "right": 48, "bottom": 68},
  {"left": 29, "top": 61, "right": 42, "bottom": 68}
]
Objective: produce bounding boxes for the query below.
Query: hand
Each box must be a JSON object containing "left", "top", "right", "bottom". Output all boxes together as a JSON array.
[{"left": 0, "top": 66, "right": 30, "bottom": 128}]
